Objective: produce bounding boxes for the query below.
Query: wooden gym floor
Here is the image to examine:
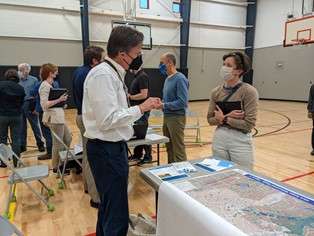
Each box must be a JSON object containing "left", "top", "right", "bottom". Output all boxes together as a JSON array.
[{"left": 0, "top": 100, "right": 313, "bottom": 236}]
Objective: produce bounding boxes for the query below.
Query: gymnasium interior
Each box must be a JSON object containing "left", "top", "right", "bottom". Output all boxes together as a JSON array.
[{"left": 0, "top": 0, "right": 314, "bottom": 235}]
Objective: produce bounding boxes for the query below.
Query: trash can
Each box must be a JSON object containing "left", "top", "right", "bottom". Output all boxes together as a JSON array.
[{"left": 128, "top": 213, "right": 156, "bottom": 236}]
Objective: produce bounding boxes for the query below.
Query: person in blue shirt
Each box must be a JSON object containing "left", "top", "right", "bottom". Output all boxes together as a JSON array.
[
  {"left": 18, "top": 63, "right": 45, "bottom": 153},
  {"left": 31, "top": 73, "right": 60, "bottom": 160},
  {"left": 158, "top": 52, "right": 189, "bottom": 163},
  {"left": 73, "top": 45, "right": 104, "bottom": 209}
]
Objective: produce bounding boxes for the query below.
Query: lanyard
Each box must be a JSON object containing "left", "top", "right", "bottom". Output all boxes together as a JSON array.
[
  {"left": 104, "top": 59, "right": 130, "bottom": 107},
  {"left": 222, "top": 83, "right": 243, "bottom": 102}
]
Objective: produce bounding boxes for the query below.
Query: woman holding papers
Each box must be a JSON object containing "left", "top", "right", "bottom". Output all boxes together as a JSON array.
[
  {"left": 207, "top": 52, "right": 258, "bottom": 169},
  {"left": 39, "top": 63, "right": 72, "bottom": 173}
]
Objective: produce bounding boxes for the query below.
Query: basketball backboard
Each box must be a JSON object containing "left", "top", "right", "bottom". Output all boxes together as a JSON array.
[
  {"left": 284, "top": 15, "right": 314, "bottom": 46},
  {"left": 112, "top": 20, "right": 152, "bottom": 50}
]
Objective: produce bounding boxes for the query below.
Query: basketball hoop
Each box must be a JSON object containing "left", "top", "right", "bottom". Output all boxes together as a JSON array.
[
  {"left": 291, "top": 38, "right": 310, "bottom": 45},
  {"left": 284, "top": 15, "right": 314, "bottom": 47}
]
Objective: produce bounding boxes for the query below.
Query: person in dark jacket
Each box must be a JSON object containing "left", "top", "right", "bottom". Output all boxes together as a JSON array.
[
  {"left": 73, "top": 45, "right": 104, "bottom": 208},
  {"left": 127, "top": 67, "right": 153, "bottom": 164},
  {"left": 0, "top": 69, "right": 25, "bottom": 167},
  {"left": 307, "top": 84, "right": 314, "bottom": 155}
]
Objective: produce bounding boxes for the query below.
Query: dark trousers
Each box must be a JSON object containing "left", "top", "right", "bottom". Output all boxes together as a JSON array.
[
  {"left": 87, "top": 139, "right": 129, "bottom": 236},
  {"left": 133, "top": 112, "right": 152, "bottom": 158},
  {"left": 39, "top": 112, "right": 52, "bottom": 155},
  {"left": 0, "top": 115, "right": 22, "bottom": 166},
  {"left": 133, "top": 145, "right": 152, "bottom": 158},
  {"left": 312, "top": 119, "right": 314, "bottom": 150},
  {"left": 21, "top": 101, "right": 44, "bottom": 148}
]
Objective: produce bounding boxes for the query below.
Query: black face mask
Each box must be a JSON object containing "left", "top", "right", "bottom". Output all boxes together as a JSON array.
[{"left": 128, "top": 55, "right": 143, "bottom": 71}]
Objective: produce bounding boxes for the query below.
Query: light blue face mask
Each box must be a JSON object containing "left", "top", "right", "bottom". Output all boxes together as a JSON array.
[{"left": 159, "top": 63, "right": 167, "bottom": 76}]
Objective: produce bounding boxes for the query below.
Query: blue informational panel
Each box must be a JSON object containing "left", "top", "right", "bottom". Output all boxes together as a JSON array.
[
  {"left": 139, "top": 0, "right": 149, "bottom": 9},
  {"left": 172, "top": 2, "right": 180, "bottom": 13}
]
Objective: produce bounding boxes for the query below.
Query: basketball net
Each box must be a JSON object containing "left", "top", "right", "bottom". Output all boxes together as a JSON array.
[{"left": 292, "top": 38, "right": 310, "bottom": 46}]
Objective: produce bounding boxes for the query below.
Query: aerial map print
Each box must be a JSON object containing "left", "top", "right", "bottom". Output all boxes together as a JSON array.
[{"left": 175, "top": 169, "right": 314, "bottom": 236}]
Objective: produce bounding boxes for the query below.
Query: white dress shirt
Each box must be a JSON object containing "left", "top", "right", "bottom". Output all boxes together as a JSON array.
[{"left": 82, "top": 57, "right": 142, "bottom": 142}]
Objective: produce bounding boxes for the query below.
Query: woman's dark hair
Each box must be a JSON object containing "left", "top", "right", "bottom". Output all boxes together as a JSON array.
[
  {"left": 107, "top": 26, "right": 144, "bottom": 58},
  {"left": 4, "top": 69, "right": 19, "bottom": 83},
  {"left": 223, "top": 52, "right": 251, "bottom": 76},
  {"left": 84, "top": 46, "right": 105, "bottom": 66}
]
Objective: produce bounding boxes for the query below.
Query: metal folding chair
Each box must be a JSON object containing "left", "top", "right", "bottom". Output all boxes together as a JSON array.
[
  {"left": 185, "top": 110, "right": 202, "bottom": 144},
  {"left": 50, "top": 130, "right": 83, "bottom": 189},
  {"left": 149, "top": 109, "right": 202, "bottom": 144},
  {"left": 0, "top": 144, "right": 55, "bottom": 219},
  {"left": 0, "top": 215, "right": 23, "bottom": 236}
]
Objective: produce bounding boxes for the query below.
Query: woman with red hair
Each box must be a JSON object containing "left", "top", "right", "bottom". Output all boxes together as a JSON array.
[{"left": 39, "top": 63, "right": 71, "bottom": 173}]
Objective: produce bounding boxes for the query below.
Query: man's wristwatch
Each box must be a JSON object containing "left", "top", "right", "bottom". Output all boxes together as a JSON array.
[{"left": 222, "top": 116, "right": 228, "bottom": 125}]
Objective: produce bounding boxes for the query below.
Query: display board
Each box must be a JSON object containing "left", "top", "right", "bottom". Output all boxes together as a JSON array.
[{"left": 112, "top": 20, "right": 152, "bottom": 50}]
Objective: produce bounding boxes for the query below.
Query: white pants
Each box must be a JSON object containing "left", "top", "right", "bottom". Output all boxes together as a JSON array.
[{"left": 212, "top": 127, "right": 254, "bottom": 169}]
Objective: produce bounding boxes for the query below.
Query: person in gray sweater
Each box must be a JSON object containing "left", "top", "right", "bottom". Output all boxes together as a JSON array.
[{"left": 207, "top": 52, "right": 258, "bottom": 169}]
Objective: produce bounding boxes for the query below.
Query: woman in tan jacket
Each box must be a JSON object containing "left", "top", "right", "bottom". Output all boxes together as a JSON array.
[
  {"left": 207, "top": 52, "right": 258, "bottom": 169},
  {"left": 39, "top": 63, "right": 72, "bottom": 172}
]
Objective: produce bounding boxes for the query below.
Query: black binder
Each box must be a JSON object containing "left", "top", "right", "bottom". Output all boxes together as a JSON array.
[
  {"left": 215, "top": 101, "right": 242, "bottom": 115},
  {"left": 48, "top": 88, "right": 67, "bottom": 108}
]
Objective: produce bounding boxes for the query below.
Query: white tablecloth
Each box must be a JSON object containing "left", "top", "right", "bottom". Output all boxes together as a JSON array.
[{"left": 156, "top": 182, "right": 247, "bottom": 236}]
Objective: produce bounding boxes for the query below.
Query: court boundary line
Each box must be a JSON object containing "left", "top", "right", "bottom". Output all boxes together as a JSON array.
[
  {"left": 85, "top": 233, "right": 95, "bottom": 236},
  {"left": 257, "top": 127, "right": 311, "bottom": 137},
  {"left": 281, "top": 171, "right": 314, "bottom": 182},
  {"left": 254, "top": 109, "right": 292, "bottom": 138}
]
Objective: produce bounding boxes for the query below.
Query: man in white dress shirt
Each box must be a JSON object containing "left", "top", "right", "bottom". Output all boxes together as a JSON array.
[{"left": 82, "top": 26, "right": 161, "bottom": 236}]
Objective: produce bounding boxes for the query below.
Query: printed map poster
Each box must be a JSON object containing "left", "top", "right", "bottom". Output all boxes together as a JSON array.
[{"left": 174, "top": 169, "right": 314, "bottom": 236}]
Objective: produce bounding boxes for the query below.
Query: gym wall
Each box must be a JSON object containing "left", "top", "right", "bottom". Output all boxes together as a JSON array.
[
  {"left": 253, "top": 0, "right": 314, "bottom": 101},
  {"left": 0, "top": 0, "right": 248, "bottom": 101}
]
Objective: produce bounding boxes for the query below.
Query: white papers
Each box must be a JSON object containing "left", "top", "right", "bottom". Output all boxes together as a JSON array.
[
  {"left": 149, "top": 161, "right": 196, "bottom": 181},
  {"left": 196, "top": 158, "right": 233, "bottom": 172},
  {"left": 157, "top": 182, "right": 247, "bottom": 236},
  {"left": 174, "top": 181, "right": 197, "bottom": 192},
  {"left": 146, "top": 127, "right": 154, "bottom": 134},
  {"left": 149, "top": 166, "right": 188, "bottom": 181},
  {"left": 73, "top": 144, "right": 83, "bottom": 156},
  {"left": 146, "top": 133, "right": 163, "bottom": 141},
  {"left": 173, "top": 161, "right": 197, "bottom": 173}
]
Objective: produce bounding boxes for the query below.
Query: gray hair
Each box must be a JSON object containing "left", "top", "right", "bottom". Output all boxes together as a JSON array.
[
  {"left": 18, "top": 63, "right": 31, "bottom": 72},
  {"left": 164, "top": 52, "right": 176, "bottom": 66}
]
